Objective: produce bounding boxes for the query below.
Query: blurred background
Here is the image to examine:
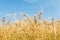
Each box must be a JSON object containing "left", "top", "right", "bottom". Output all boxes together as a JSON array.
[{"left": 0, "top": 0, "right": 60, "bottom": 21}]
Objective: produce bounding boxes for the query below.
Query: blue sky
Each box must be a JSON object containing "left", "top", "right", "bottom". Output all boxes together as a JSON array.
[{"left": 0, "top": 0, "right": 60, "bottom": 20}]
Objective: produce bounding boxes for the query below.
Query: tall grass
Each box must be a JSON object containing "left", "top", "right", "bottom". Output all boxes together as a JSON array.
[{"left": 0, "top": 10, "right": 60, "bottom": 40}]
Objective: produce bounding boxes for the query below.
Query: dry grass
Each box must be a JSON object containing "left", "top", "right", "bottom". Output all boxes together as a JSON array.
[{"left": 0, "top": 11, "right": 60, "bottom": 40}]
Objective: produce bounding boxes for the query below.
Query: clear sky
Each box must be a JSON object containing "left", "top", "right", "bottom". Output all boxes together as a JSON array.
[{"left": 0, "top": 0, "right": 60, "bottom": 20}]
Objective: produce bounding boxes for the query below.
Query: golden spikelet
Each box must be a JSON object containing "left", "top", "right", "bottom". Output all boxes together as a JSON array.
[{"left": 0, "top": 10, "right": 60, "bottom": 40}]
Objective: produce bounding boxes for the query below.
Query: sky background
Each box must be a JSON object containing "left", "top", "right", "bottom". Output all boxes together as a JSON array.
[{"left": 0, "top": 0, "right": 60, "bottom": 20}]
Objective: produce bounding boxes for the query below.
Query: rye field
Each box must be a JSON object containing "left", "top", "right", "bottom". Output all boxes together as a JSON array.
[{"left": 0, "top": 11, "right": 60, "bottom": 40}]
